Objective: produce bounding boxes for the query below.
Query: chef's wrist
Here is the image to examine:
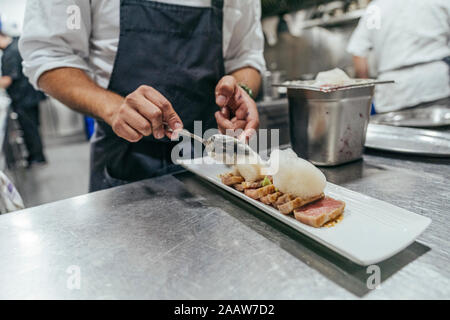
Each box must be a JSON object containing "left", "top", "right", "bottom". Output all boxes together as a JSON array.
[{"left": 101, "top": 94, "right": 124, "bottom": 125}]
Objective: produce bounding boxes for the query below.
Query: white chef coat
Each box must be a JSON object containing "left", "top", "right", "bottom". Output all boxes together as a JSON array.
[
  {"left": 19, "top": 0, "right": 266, "bottom": 90},
  {"left": 347, "top": 0, "right": 450, "bottom": 112}
]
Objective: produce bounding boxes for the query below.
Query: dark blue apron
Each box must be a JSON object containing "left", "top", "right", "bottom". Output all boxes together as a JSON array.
[{"left": 89, "top": 0, "right": 225, "bottom": 192}]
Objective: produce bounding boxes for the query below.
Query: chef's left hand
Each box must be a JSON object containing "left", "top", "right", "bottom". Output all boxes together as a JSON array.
[{"left": 215, "top": 76, "right": 259, "bottom": 141}]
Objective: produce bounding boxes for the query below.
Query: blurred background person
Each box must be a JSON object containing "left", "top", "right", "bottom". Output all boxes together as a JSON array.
[
  {"left": 347, "top": 0, "right": 450, "bottom": 113},
  {"left": 0, "top": 28, "right": 47, "bottom": 167}
]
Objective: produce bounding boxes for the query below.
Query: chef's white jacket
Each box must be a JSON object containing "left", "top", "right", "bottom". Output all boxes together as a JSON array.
[
  {"left": 347, "top": 0, "right": 450, "bottom": 112},
  {"left": 19, "top": 0, "right": 266, "bottom": 90}
]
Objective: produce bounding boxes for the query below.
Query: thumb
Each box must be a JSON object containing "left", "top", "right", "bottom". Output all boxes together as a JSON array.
[{"left": 215, "top": 75, "right": 237, "bottom": 108}]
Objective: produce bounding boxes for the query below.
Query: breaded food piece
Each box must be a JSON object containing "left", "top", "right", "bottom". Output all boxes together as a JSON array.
[
  {"left": 241, "top": 180, "right": 263, "bottom": 190},
  {"left": 275, "top": 194, "right": 295, "bottom": 207},
  {"left": 244, "top": 185, "right": 276, "bottom": 200},
  {"left": 294, "top": 197, "right": 345, "bottom": 228},
  {"left": 260, "top": 192, "right": 282, "bottom": 205},
  {"left": 221, "top": 173, "right": 244, "bottom": 186},
  {"left": 278, "top": 193, "right": 325, "bottom": 215}
]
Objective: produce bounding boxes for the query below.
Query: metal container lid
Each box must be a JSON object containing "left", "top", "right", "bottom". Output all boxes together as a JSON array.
[
  {"left": 286, "top": 85, "right": 375, "bottom": 101},
  {"left": 274, "top": 79, "right": 394, "bottom": 93}
]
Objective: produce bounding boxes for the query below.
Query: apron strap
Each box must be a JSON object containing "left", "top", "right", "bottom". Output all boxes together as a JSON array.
[{"left": 211, "top": 0, "right": 224, "bottom": 10}]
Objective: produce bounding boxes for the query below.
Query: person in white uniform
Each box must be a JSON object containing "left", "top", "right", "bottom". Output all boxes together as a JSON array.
[
  {"left": 19, "top": 0, "right": 266, "bottom": 191},
  {"left": 347, "top": 0, "right": 450, "bottom": 113}
]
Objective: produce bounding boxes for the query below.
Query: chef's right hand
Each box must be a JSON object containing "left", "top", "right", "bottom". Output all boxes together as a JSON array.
[{"left": 108, "top": 85, "right": 183, "bottom": 142}]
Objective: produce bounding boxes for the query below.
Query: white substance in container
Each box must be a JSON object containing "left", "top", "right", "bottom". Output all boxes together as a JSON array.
[{"left": 314, "top": 68, "right": 355, "bottom": 87}]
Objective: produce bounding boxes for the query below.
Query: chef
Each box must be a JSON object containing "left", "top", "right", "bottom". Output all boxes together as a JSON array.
[
  {"left": 347, "top": 0, "right": 450, "bottom": 113},
  {"left": 19, "top": 0, "right": 265, "bottom": 191}
]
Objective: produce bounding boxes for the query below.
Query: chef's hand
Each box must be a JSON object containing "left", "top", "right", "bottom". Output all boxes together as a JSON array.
[
  {"left": 108, "top": 85, "right": 183, "bottom": 142},
  {"left": 215, "top": 76, "right": 259, "bottom": 141}
]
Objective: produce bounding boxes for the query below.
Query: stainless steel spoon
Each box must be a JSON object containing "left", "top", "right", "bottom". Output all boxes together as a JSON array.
[{"left": 163, "top": 122, "right": 255, "bottom": 160}]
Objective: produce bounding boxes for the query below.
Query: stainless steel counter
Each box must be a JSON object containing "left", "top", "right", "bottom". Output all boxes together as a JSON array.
[{"left": 0, "top": 150, "right": 449, "bottom": 299}]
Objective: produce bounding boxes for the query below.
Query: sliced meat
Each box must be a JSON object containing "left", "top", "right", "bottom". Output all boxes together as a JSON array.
[
  {"left": 278, "top": 193, "right": 325, "bottom": 215},
  {"left": 294, "top": 197, "right": 345, "bottom": 228},
  {"left": 275, "top": 193, "right": 294, "bottom": 207},
  {"left": 241, "top": 180, "right": 263, "bottom": 190},
  {"left": 244, "top": 185, "right": 276, "bottom": 200},
  {"left": 234, "top": 184, "right": 245, "bottom": 192},
  {"left": 221, "top": 174, "right": 244, "bottom": 186},
  {"left": 260, "top": 192, "right": 282, "bottom": 205}
]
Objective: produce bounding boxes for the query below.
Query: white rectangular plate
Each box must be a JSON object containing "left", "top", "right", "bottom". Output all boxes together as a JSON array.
[{"left": 178, "top": 158, "right": 431, "bottom": 266}]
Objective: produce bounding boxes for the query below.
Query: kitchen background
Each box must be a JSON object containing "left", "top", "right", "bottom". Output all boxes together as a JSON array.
[{"left": 0, "top": 0, "right": 373, "bottom": 209}]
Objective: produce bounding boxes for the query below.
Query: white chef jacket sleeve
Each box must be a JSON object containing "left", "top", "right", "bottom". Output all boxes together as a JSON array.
[
  {"left": 346, "top": 8, "right": 374, "bottom": 57},
  {"left": 223, "top": 0, "right": 266, "bottom": 74},
  {"left": 19, "top": 0, "right": 92, "bottom": 89}
]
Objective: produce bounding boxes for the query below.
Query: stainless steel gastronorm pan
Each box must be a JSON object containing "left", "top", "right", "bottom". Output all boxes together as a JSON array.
[{"left": 287, "top": 86, "right": 375, "bottom": 166}]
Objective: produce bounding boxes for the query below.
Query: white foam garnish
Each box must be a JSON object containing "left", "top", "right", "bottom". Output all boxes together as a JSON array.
[
  {"left": 234, "top": 153, "right": 268, "bottom": 182},
  {"left": 269, "top": 148, "right": 326, "bottom": 199}
]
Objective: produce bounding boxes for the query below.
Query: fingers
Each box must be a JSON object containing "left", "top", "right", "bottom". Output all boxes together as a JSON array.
[
  {"left": 215, "top": 75, "right": 237, "bottom": 108},
  {"left": 111, "top": 85, "right": 182, "bottom": 142},
  {"left": 239, "top": 106, "right": 259, "bottom": 141},
  {"left": 239, "top": 119, "right": 258, "bottom": 141},
  {"left": 147, "top": 104, "right": 164, "bottom": 139},
  {"left": 239, "top": 95, "right": 259, "bottom": 141},
  {"left": 112, "top": 118, "right": 143, "bottom": 142},
  {"left": 217, "top": 107, "right": 232, "bottom": 136},
  {"left": 234, "top": 103, "right": 248, "bottom": 121},
  {"left": 231, "top": 117, "right": 246, "bottom": 131},
  {"left": 215, "top": 111, "right": 234, "bottom": 134},
  {"left": 113, "top": 85, "right": 183, "bottom": 142},
  {"left": 228, "top": 87, "right": 249, "bottom": 119},
  {"left": 124, "top": 90, "right": 165, "bottom": 139},
  {"left": 214, "top": 81, "right": 260, "bottom": 141},
  {"left": 139, "top": 86, "right": 183, "bottom": 134},
  {"left": 121, "top": 107, "right": 153, "bottom": 137},
  {"left": 221, "top": 106, "right": 230, "bottom": 119}
]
